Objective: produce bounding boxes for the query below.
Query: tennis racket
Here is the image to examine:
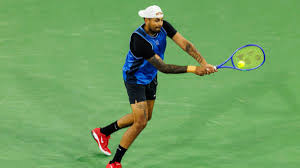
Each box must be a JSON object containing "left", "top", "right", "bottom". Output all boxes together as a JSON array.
[{"left": 215, "top": 44, "right": 265, "bottom": 71}]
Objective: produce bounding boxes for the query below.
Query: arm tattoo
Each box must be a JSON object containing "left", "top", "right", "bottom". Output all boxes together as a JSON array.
[
  {"left": 186, "top": 43, "right": 192, "bottom": 53},
  {"left": 185, "top": 42, "right": 204, "bottom": 64},
  {"left": 147, "top": 55, "right": 187, "bottom": 74}
]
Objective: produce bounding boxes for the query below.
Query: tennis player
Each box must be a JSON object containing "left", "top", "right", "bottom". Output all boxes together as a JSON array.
[{"left": 91, "top": 5, "right": 217, "bottom": 168}]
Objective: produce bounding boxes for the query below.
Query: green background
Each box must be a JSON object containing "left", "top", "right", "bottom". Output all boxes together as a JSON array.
[{"left": 1, "top": 0, "right": 299, "bottom": 167}]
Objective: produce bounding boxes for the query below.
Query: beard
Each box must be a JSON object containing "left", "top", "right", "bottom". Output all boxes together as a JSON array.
[{"left": 150, "top": 26, "right": 161, "bottom": 34}]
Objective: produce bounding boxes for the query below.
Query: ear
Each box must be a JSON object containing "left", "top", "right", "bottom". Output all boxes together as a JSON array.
[{"left": 144, "top": 18, "right": 149, "bottom": 24}]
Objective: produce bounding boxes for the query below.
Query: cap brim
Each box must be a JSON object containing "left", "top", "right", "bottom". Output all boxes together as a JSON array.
[{"left": 138, "top": 10, "right": 145, "bottom": 18}]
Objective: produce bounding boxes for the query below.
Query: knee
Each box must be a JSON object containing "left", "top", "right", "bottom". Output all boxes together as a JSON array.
[{"left": 134, "top": 118, "right": 147, "bottom": 130}]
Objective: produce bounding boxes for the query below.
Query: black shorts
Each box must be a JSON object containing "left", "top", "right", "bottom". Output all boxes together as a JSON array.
[{"left": 124, "top": 76, "right": 158, "bottom": 104}]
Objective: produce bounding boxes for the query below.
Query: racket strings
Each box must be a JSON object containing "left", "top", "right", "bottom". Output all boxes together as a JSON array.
[{"left": 232, "top": 46, "right": 264, "bottom": 69}]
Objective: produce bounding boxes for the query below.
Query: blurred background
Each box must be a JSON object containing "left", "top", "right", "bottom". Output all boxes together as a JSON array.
[{"left": 0, "top": 0, "right": 299, "bottom": 167}]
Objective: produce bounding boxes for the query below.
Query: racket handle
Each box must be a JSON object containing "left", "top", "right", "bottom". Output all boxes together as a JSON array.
[{"left": 215, "top": 65, "right": 222, "bottom": 69}]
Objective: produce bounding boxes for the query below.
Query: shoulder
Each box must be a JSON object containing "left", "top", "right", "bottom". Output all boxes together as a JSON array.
[
  {"left": 131, "top": 33, "right": 152, "bottom": 47},
  {"left": 130, "top": 32, "right": 155, "bottom": 59},
  {"left": 163, "top": 20, "right": 172, "bottom": 27},
  {"left": 162, "top": 20, "right": 177, "bottom": 38}
]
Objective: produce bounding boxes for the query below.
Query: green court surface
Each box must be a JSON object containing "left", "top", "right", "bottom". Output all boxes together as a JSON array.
[{"left": 1, "top": 0, "right": 299, "bottom": 167}]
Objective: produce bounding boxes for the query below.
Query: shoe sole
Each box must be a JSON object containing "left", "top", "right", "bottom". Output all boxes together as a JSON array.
[{"left": 91, "top": 130, "right": 111, "bottom": 156}]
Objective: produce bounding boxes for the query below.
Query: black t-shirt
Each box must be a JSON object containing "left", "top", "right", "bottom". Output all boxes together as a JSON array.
[{"left": 130, "top": 20, "right": 177, "bottom": 59}]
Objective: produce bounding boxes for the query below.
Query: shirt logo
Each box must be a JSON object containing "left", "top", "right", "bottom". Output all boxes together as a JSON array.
[{"left": 155, "top": 40, "right": 159, "bottom": 46}]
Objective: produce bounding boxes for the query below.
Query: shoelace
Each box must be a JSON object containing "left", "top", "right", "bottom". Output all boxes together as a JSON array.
[{"left": 115, "top": 162, "right": 121, "bottom": 168}]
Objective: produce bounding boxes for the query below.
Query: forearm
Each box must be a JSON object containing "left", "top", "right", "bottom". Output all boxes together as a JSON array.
[
  {"left": 147, "top": 54, "right": 192, "bottom": 74},
  {"left": 185, "top": 41, "right": 207, "bottom": 66},
  {"left": 159, "top": 64, "right": 187, "bottom": 74},
  {"left": 147, "top": 54, "right": 201, "bottom": 74}
]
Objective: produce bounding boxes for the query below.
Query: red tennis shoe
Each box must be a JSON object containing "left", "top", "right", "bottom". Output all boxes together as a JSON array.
[
  {"left": 106, "top": 162, "right": 122, "bottom": 168},
  {"left": 91, "top": 128, "right": 111, "bottom": 155}
]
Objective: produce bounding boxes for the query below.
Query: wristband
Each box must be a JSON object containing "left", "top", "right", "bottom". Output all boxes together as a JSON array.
[{"left": 187, "top": 66, "right": 196, "bottom": 73}]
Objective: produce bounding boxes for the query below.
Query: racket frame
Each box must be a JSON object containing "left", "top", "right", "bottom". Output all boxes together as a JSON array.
[{"left": 216, "top": 44, "right": 265, "bottom": 71}]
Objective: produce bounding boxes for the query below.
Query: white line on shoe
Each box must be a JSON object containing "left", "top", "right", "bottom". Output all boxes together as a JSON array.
[{"left": 92, "top": 131, "right": 111, "bottom": 156}]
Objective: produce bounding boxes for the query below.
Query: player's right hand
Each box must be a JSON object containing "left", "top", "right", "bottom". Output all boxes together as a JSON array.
[
  {"left": 205, "top": 64, "right": 218, "bottom": 73},
  {"left": 195, "top": 66, "right": 207, "bottom": 76},
  {"left": 195, "top": 65, "right": 216, "bottom": 76}
]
